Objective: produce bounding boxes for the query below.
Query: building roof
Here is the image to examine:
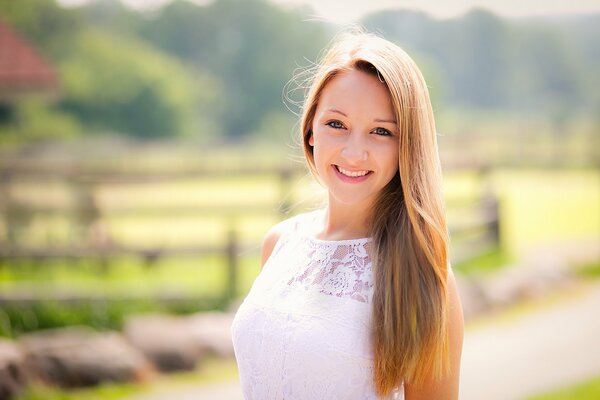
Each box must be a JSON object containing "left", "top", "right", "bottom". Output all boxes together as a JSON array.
[{"left": 0, "top": 19, "right": 58, "bottom": 98}]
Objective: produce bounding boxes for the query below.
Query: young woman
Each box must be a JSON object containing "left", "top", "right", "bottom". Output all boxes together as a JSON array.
[{"left": 231, "top": 31, "right": 464, "bottom": 399}]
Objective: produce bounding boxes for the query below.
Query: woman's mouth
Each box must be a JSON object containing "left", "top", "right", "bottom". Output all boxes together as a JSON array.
[{"left": 333, "top": 165, "right": 373, "bottom": 182}]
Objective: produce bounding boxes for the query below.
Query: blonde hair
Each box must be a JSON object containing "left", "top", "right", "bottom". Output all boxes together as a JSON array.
[{"left": 299, "top": 31, "right": 450, "bottom": 395}]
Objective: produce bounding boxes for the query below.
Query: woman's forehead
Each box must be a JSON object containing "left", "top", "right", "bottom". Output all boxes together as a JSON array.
[{"left": 316, "top": 69, "right": 395, "bottom": 120}]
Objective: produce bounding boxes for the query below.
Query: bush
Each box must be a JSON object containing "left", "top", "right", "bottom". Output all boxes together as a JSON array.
[{"left": 0, "top": 297, "right": 229, "bottom": 338}]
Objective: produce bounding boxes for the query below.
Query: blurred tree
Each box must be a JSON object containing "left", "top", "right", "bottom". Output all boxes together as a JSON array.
[
  {"left": 0, "top": 0, "right": 82, "bottom": 58},
  {"left": 362, "top": 8, "right": 598, "bottom": 120},
  {"left": 359, "top": 11, "right": 446, "bottom": 112},
  {"left": 139, "top": 0, "right": 328, "bottom": 137},
  {"left": 0, "top": 99, "right": 81, "bottom": 143},
  {"left": 1, "top": 0, "right": 598, "bottom": 141},
  {"left": 0, "top": 1, "right": 81, "bottom": 143},
  {"left": 445, "top": 9, "right": 512, "bottom": 108},
  {"left": 553, "top": 14, "right": 600, "bottom": 115},
  {"left": 58, "top": 28, "right": 222, "bottom": 138},
  {"left": 510, "top": 25, "right": 584, "bottom": 114},
  {"left": 75, "top": 0, "right": 144, "bottom": 37}
]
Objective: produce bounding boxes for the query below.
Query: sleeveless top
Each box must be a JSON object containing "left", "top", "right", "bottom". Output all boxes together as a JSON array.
[{"left": 230, "top": 210, "right": 404, "bottom": 399}]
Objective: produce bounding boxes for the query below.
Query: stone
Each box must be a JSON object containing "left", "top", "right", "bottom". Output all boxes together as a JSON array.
[
  {"left": 124, "top": 311, "right": 236, "bottom": 373},
  {"left": 124, "top": 314, "right": 202, "bottom": 372},
  {"left": 0, "top": 339, "right": 27, "bottom": 400},
  {"left": 455, "top": 276, "right": 489, "bottom": 320},
  {"left": 187, "top": 311, "right": 236, "bottom": 358},
  {"left": 20, "top": 326, "right": 153, "bottom": 388}
]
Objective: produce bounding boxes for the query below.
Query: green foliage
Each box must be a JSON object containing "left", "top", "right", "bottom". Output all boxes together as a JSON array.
[
  {"left": 362, "top": 9, "right": 596, "bottom": 117},
  {"left": 0, "top": 253, "right": 261, "bottom": 337},
  {"left": 76, "top": 0, "right": 145, "bottom": 37},
  {"left": 0, "top": 99, "right": 81, "bottom": 145},
  {"left": 0, "top": 0, "right": 82, "bottom": 58},
  {"left": 250, "top": 110, "right": 298, "bottom": 144},
  {"left": 0, "top": 0, "right": 223, "bottom": 140},
  {"left": 139, "top": 0, "right": 328, "bottom": 136},
  {"left": 576, "top": 262, "right": 600, "bottom": 279},
  {"left": 58, "top": 28, "right": 222, "bottom": 138},
  {"left": 453, "top": 247, "right": 512, "bottom": 276},
  {"left": 0, "top": 297, "right": 228, "bottom": 338},
  {"left": 0, "top": 0, "right": 598, "bottom": 143},
  {"left": 528, "top": 375, "right": 600, "bottom": 400}
]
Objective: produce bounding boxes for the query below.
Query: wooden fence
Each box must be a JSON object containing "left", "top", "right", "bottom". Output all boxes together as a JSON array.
[{"left": 0, "top": 162, "right": 499, "bottom": 306}]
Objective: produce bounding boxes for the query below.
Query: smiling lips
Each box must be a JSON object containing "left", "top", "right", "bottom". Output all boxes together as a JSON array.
[{"left": 333, "top": 165, "right": 373, "bottom": 182}]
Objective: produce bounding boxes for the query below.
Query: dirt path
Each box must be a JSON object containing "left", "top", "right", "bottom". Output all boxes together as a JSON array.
[
  {"left": 126, "top": 281, "right": 600, "bottom": 400},
  {"left": 460, "top": 281, "right": 600, "bottom": 400}
]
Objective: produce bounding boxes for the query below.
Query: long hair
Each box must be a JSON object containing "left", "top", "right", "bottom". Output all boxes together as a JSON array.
[{"left": 298, "top": 31, "right": 450, "bottom": 395}]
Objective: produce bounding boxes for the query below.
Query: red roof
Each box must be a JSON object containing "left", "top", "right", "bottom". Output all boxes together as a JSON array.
[{"left": 0, "top": 19, "right": 58, "bottom": 96}]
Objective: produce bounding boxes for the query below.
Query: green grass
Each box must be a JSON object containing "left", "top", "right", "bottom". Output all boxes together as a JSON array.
[
  {"left": 0, "top": 254, "right": 260, "bottom": 297},
  {"left": 0, "top": 255, "right": 261, "bottom": 337},
  {"left": 18, "top": 382, "right": 140, "bottom": 400},
  {"left": 528, "top": 375, "right": 600, "bottom": 400},
  {"left": 490, "top": 169, "right": 600, "bottom": 256},
  {"left": 1, "top": 257, "right": 209, "bottom": 291},
  {"left": 576, "top": 262, "right": 600, "bottom": 279},
  {"left": 16, "top": 356, "right": 239, "bottom": 400},
  {"left": 453, "top": 246, "right": 512, "bottom": 276},
  {"left": 0, "top": 296, "right": 230, "bottom": 337}
]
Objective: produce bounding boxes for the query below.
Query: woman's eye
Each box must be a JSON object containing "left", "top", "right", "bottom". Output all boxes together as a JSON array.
[
  {"left": 373, "top": 127, "right": 391, "bottom": 136},
  {"left": 326, "top": 120, "right": 344, "bottom": 129}
]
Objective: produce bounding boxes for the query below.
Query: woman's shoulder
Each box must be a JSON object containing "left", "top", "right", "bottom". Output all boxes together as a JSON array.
[
  {"left": 260, "top": 219, "right": 290, "bottom": 267},
  {"left": 260, "top": 209, "right": 322, "bottom": 267}
]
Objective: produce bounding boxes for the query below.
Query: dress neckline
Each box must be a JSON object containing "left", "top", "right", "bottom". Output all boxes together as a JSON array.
[{"left": 305, "top": 234, "right": 372, "bottom": 245}]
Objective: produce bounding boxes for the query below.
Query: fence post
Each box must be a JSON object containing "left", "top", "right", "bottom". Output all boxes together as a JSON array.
[
  {"left": 71, "top": 177, "right": 108, "bottom": 272},
  {"left": 0, "top": 170, "right": 10, "bottom": 248},
  {"left": 278, "top": 168, "right": 292, "bottom": 218},
  {"left": 478, "top": 165, "right": 500, "bottom": 247},
  {"left": 225, "top": 222, "right": 238, "bottom": 302},
  {"left": 485, "top": 195, "right": 500, "bottom": 244}
]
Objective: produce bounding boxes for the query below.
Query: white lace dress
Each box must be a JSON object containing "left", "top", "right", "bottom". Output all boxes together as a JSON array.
[{"left": 231, "top": 210, "right": 404, "bottom": 399}]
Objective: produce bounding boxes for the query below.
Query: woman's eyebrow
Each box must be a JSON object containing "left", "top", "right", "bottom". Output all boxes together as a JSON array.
[
  {"left": 326, "top": 108, "right": 397, "bottom": 125},
  {"left": 374, "top": 118, "right": 397, "bottom": 125},
  {"left": 326, "top": 108, "right": 348, "bottom": 117}
]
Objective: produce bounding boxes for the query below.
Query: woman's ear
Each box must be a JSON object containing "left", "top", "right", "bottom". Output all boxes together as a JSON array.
[{"left": 308, "top": 129, "right": 314, "bottom": 146}]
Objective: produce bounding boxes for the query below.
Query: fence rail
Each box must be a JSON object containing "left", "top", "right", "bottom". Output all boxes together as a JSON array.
[{"left": 0, "top": 163, "right": 500, "bottom": 306}]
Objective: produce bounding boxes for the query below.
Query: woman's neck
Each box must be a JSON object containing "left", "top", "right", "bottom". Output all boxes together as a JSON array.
[{"left": 314, "top": 196, "right": 373, "bottom": 240}]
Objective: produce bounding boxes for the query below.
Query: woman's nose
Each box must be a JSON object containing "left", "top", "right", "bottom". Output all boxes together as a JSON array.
[{"left": 341, "top": 132, "right": 368, "bottom": 162}]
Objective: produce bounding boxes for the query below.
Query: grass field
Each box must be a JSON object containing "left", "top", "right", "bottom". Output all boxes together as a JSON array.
[{"left": 489, "top": 169, "right": 600, "bottom": 256}]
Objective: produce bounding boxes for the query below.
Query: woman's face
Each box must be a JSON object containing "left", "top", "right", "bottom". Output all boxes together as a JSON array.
[{"left": 309, "top": 69, "right": 399, "bottom": 210}]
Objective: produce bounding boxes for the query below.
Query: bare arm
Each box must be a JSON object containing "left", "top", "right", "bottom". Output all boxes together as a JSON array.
[{"left": 404, "top": 267, "right": 465, "bottom": 400}]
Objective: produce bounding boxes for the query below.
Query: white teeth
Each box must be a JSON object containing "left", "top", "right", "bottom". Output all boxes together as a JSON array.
[{"left": 337, "top": 166, "right": 370, "bottom": 177}]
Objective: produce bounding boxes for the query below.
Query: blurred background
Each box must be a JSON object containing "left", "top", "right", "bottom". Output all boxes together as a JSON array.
[{"left": 0, "top": 0, "right": 598, "bottom": 399}]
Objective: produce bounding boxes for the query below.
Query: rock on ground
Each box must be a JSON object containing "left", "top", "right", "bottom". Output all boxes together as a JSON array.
[
  {"left": 20, "top": 326, "right": 153, "bottom": 388},
  {"left": 124, "top": 312, "right": 235, "bottom": 373},
  {"left": 0, "top": 339, "right": 27, "bottom": 399}
]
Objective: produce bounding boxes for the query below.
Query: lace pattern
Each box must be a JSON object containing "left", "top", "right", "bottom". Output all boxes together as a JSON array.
[
  {"left": 231, "top": 211, "right": 404, "bottom": 399},
  {"left": 287, "top": 238, "right": 374, "bottom": 303}
]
